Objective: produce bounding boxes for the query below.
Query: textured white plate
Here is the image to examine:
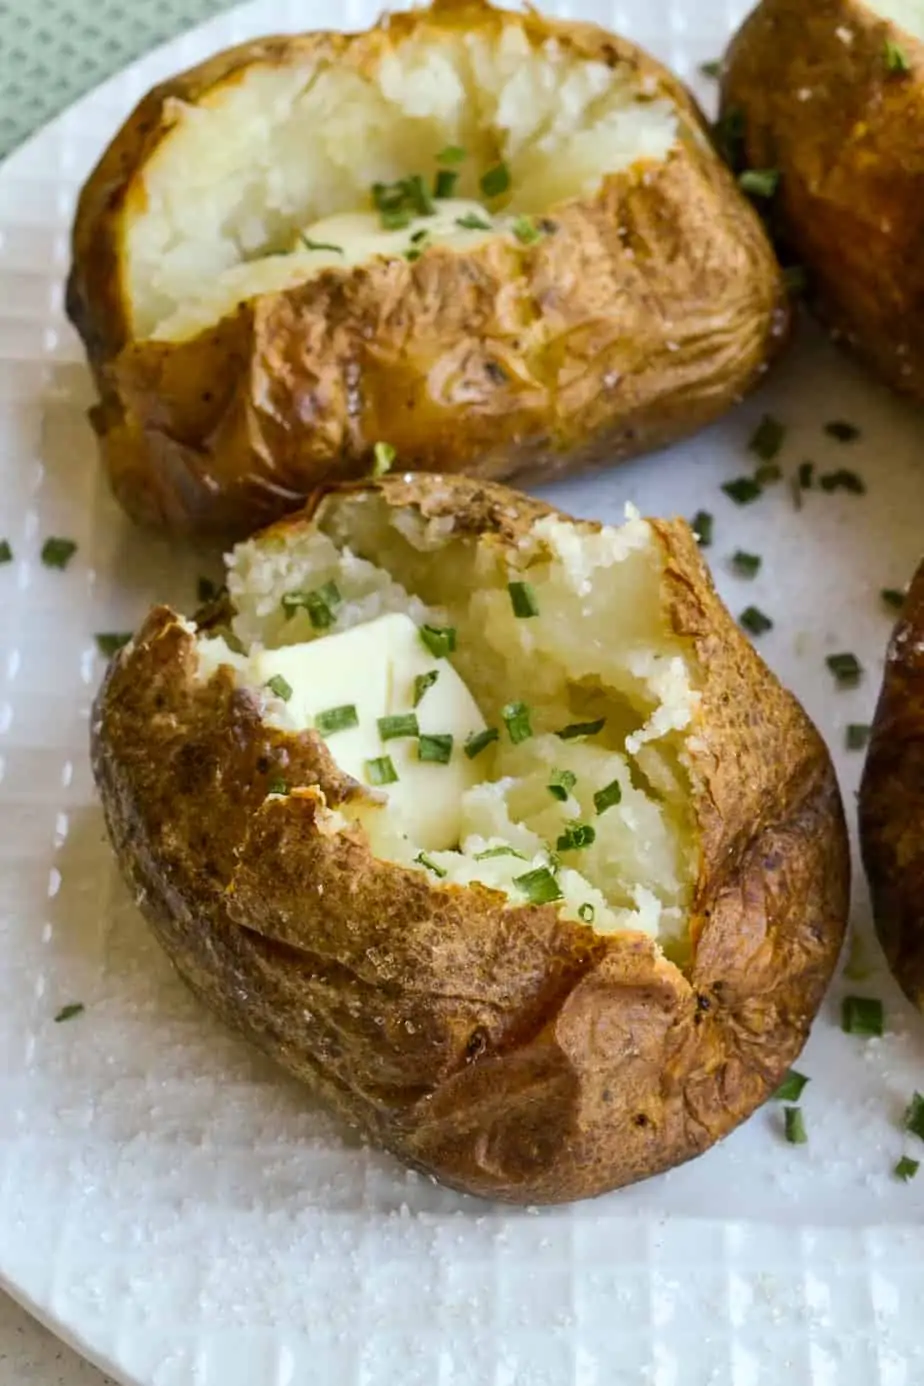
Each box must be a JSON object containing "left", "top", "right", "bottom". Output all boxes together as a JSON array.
[{"left": 2, "top": 1, "right": 924, "bottom": 1382}]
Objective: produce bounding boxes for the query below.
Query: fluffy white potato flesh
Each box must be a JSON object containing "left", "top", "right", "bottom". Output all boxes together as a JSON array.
[
  {"left": 127, "top": 18, "right": 680, "bottom": 340},
  {"left": 865, "top": 0, "right": 924, "bottom": 37},
  {"left": 197, "top": 498, "right": 701, "bottom": 957}
]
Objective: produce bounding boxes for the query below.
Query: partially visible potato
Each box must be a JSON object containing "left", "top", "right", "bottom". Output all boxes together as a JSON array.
[
  {"left": 722, "top": 0, "right": 924, "bottom": 402},
  {"left": 67, "top": 0, "right": 789, "bottom": 539}
]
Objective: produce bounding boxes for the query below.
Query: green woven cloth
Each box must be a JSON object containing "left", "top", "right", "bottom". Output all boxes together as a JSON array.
[{"left": 0, "top": 0, "right": 239, "bottom": 158}]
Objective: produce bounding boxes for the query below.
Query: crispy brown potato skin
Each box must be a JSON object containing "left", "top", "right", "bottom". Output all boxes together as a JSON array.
[
  {"left": 860, "top": 562, "right": 924, "bottom": 1010},
  {"left": 67, "top": 0, "right": 789, "bottom": 540},
  {"left": 722, "top": 0, "right": 924, "bottom": 402},
  {"left": 91, "top": 475, "right": 848, "bottom": 1203}
]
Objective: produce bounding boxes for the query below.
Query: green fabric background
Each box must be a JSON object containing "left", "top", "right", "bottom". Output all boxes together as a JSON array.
[{"left": 0, "top": 0, "right": 239, "bottom": 157}]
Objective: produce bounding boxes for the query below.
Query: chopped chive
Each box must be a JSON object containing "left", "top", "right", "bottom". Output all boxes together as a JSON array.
[
  {"left": 41, "top": 537, "right": 77, "bottom": 569},
  {"left": 784, "top": 264, "right": 808, "bottom": 296},
  {"left": 548, "top": 769, "right": 577, "bottom": 802},
  {"left": 846, "top": 723, "right": 871, "bottom": 751},
  {"left": 820, "top": 468, "right": 865, "bottom": 494},
  {"left": 755, "top": 462, "right": 782, "bottom": 486},
  {"left": 456, "top": 212, "right": 492, "bottom": 231},
  {"left": 713, "top": 106, "right": 745, "bottom": 168},
  {"left": 827, "top": 652, "right": 862, "bottom": 687},
  {"left": 557, "top": 822, "right": 596, "bottom": 852},
  {"left": 416, "top": 851, "right": 448, "bottom": 879},
  {"left": 95, "top": 632, "right": 132, "bottom": 656},
  {"left": 749, "top": 414, "right": 785, "bottom": 461},
  {"left": 784, "top": 1106, "right": 807, "bottom": 1145},
  {"left": 593, "top": 779, "right": 623, "bottom": 815},
  {"left": 0, "top": 539, "right": 11, "bottom": 564},
  {"left": 372, "top": 440, "right": 396, "bottom": 476},
  {"left": 419, "top": 733, "right": 453, "bottom": 764},
  {"left": 315, "top": 704, "right": 359, "bottom": 736},
  {"left": 739, "top": 168, "right": 780, "bottom": 198},
  {"left": 413, "top": 670, "right": 439, "bottom": 706},
  {"left": 502, "top": 701, "right": 533, "bottom": 744},
  {"left": 773, "top": 1069, "right": 809, "bottom": 1102},
  {"left": 197, "top": 575, "right": 219, "bottom": 603},
  {"left": 578, "top": 903, "right": 596, "bottom": 923},
  {"left": 267, "top": 777, "right": 288, "bottom": 796},
  {"left": 882, "top": 588, "right": 906, "bottom": 611},
  {"left": 378, "top": 712, "right": 419, "bottom": 741},
  {"left": 884, "top": 38, "right": 910, "bottom": 73},
  {"left": 405, "top": 173, "right": 434, "bottom": 217},
  {"left": 722, "top": 477, "right": 762, "bottom": 505},
  {"left": 480, "top": 162, "right": 510, "bottom": 198},
  {"left": 557, "top": 717, "right": 606, "bottom": 741},
  {"left": 266, "top": 674, "right": 293, "bottom": 702},
  {"left": 464, "top": 726, "right": 499, "bottom": 759},
  {"left": 700, "top": 59, "right": 722, "bottom": 78},
  {"left": 895, "top": 1156, "right": 920, "bottom": 1181},
  {"left": 842, "top": 995, "right": 884, "bottom": 1037},
  {"left": 905, "top": 1093, "right": 924, "bottom": 1141},
  {"left": 282, "top": 580, "right": 342, "bottom": 628},
  {"left": 824, "top": 420, "right": 861, "bottom": 443},
  {"left": 511, "top": 215, "right": 541, "bottom": 245},
  {"left": 691, "top": 510, "right": 713, "bottom": 547},
  {"left": 433, "top": 168, "right": 459, "bottom": 199},
  {"left": 299, "top": 235, "right": 344, "bottom": 254},
  {"left": 798, "top": 460, "right": 815, "bottom": 490},
  {"left": 740, "top": 606, "right": 773, "bottom": 636},
  {"left": 405, "top": 247, "right": 423, "bottom": 262},
  {"left": 437, "top": 145, "right": 466, "bottom": 165},
  {"left": 513, "top": 866, "right": 563, "bottom": 905},
  {"left": 380, "top": 207, "right": 413, "bottom": 230},
  {"left": 508, "top": 581, "right": 539, "bottom": 618},
  {"left": 409, "top": 228, "right": 429, "bottom": 245},
  {"left": 419, "top": 624, "right": 456, "bottom": 658},
  {"left": 473, "top": 845, "right": 527, "bottom": 861},
  {"left": 731, "top": 550, "right": 762, "bottom": 578},
  {"left": 366, "top": 755, "right": 399, "bottom": 786},
  {"left": 54, "top": 1002, "right": 84, "bottom": 1023}
]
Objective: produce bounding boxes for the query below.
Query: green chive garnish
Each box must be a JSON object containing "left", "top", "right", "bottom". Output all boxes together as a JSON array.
[
  {"left": 593, "top": 779, "right": 623, "bottom": 815},
  {"left": 508, "top": 581, "right": 539, "bottom": 618},
  {"left": 798, "top": 461, "right": 815, "bottom": 490},
  {"left": 503, "top": 701, "right": 533, "bottom": 745},
  {"left": 41, "top": 537, "right": 77, "bottom": 569},
  {"left": 413, "top": 670, "right": 439, "bottom": 706},
  {"left": 54, "top": 1002, "right": 84, "bottom": 1023},
  {"left": 511, "top": 215, "right": 541, "bottom": 245},
  {"left": 557, "top": 717, "right": 606, "bottom": 741},
  {"left": 380, "top": 207, "right": 413, "bottom": 230},
  {"left": 377, "top": 713, "right": 419, "bottom": 741},
  {"left": 784, "top": 1106, "right": 807, "bottom": 1145},
  {"left": 557, "top": 822, "right": 596, "bottom": 852},
  {"left": 713, "top": 107, "right": 745, "bottom": 167},
  {"left": 366, "top": 755, "right": 399, "bottom": 786},
  {"left": 266, "top": 674, "right": 293, "bottom": 702},
  {"left": 700, "top": 59, "right": 722, "bottom": 78},
  {"left": 416, "top": 851, "right": 447, "bottom": 879},
  {"left": 300, "top": 235, "right": 344, "bottom": 254},
  {"left": 197, "top": 575, "right": 219, "bottom": 602},
  {"left": 419, "top": 733, "right": 453, "bottom": 764},
  {"left": 739, "top": 168, "right": 780, "bottom": 198},
  {"left": 740, "top": 606, "right": 773, "bottom": 636},
  {"left": 480, "top": 162, "right": 510, "bottom": 198},
  {"left": 827, "top": 652, "right": 862, "bottom": 687},
  {"left": 755, "top": 462, "right": 782, "bottom": 486},
  {"left": 437, "top": 145, "right": 466, "bottom": 165},
  {"left": 548, "top": 769, "right": 577, "bottom": 802},
  {"left": 905, "top": 1093, "right": 924, "bottom": 1141},
  {"left": 824, "top": 420, "right": 861, "bottom": 442},
  {"left": 691, "top": 511, "right": 713, "bottom": 547},
  {"left": 578, "top": 903, "right": 595, "bottom": 923},
  {"left": 749, "top": 414, "right": 785, "bottom": 461},
  {"left": 846, "top": 724, "right": 871, "bottom": 751},
  {"left": 884, "top": 38, "right": 910, "bottom": 73},
  {"left": 0, "top": 539, "right": 12, "bottom": 564},
  {"left": 773, "top": 1070, "right": 809, "bottom": 1102},
  {"left": 731, "top": 550, "right": 762, "bottom": 578},
  {"left": 433, "top": 169, "right": 458, "bottom": 199},
  {"left": 315, "top": 704, "right": 359, "bottom": 736},
  {"left": 473, "top": 845, "right": 527, "bottom": 861},
  {"left": 95, "top": 632, "right": 132, "bottom": 656},
  {"left": 895, "top": 1156, "right": 920, "bottom": 1181},
  {"left": 267, "top": 777, "right": 288, "bottom": 796},
  {"left": 842, "top": 995, "right": 884, "bottom": 1037},
  {"left": 373, "top": 440, "right": 396, "bottom": 476},
  {"left": 419, "top": 624, "right": 457, "bottom": 658},
  {"left": 282, "top": 580, "right": 342, "bottom": 628},
  {"left": 882, "top": 588, "right": 906, "bottom": 611},
  {"left": 722, "top": 477, "right": 762, "bottom": 505},
  {"left": 513, "top": 867, "right": 563, "bottom": 905},
  {"left": 405, "top": 247, "right": 423, "bottom": 262},
  {"left": 820, "top": 468, "right": 865, "bottom": 494},
  {"left": 456, "top": 212, "right": 492, "bottom": 231},
  {"left": 464, "top": 727, "right": 499, "bottom": 759}
]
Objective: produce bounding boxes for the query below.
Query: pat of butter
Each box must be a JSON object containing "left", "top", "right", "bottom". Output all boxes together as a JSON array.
[{"left": 252, "top": 612, "right": 488, "bottom": 852}]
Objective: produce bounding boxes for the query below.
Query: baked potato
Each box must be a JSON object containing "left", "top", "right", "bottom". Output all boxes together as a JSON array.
[
  {"left": 860, "top": 560, "right": 924, "bottom": 1010},
  {"left": 722, "top": 0, "right": 924, "bottom": 403},
  {"left": 91, "top": 474, "right": 849, "bottom": 1203},
  {"left": 67, "top": 0, "right": 790, "bottom": 540}
]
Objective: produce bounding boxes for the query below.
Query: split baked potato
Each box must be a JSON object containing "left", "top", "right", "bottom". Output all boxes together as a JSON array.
[
  {"left": 67, "top": 0, "right": 790, "bottom": 540},
  {"left": 860, "top": 560, "right": 924, "bottom": 1011},
  {"left": 91, "top": 474, "right": 849, "bottom": 1203},
  {"left": 722, "top": 0, "right": 924, "bottom": 403}
]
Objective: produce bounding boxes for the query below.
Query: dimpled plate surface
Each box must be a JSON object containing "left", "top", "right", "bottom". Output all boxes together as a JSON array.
[{"left": 1, "top": 1, "right": 924, "bottom": 1383}]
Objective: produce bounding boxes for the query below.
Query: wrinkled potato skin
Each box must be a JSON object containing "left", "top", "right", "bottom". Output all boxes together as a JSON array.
[
  {"left": 67, "top": 0, "right": 789, "bottom": 540},
  {"left": 860, "top": 561, "right": 924, "bottom": 1011},
  {"left": 722, "top": 0, "right": 924, "bottom": 402},
  {"left": 91, "top": 475, "right": 849, "bottom": 1203}
]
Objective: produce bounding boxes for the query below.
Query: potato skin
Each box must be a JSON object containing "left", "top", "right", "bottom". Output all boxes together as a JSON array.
[
  {"left": 67, "top": 0, "right": 789, "bottom": 540},
  {"left": 860, "top": 562, "right": 924, "bottom": 1010},
  {"left": 91, "top": 474, "right": 848, "bottom": 1203},
  {"left": 722, "top": 0, "right": 924, "bottom": 403}
]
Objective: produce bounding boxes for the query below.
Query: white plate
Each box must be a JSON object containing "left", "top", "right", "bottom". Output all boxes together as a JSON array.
[{"left": 2, "top": 1, "right": 924, "bottom": 1382}]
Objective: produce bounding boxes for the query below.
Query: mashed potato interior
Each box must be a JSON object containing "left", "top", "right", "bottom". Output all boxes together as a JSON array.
[
  {"left": 865, "top": 0, "right": 924, "bottom": 39},
  {"left": 197, "top": 496, "right": 700, "bottom": 957}
]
